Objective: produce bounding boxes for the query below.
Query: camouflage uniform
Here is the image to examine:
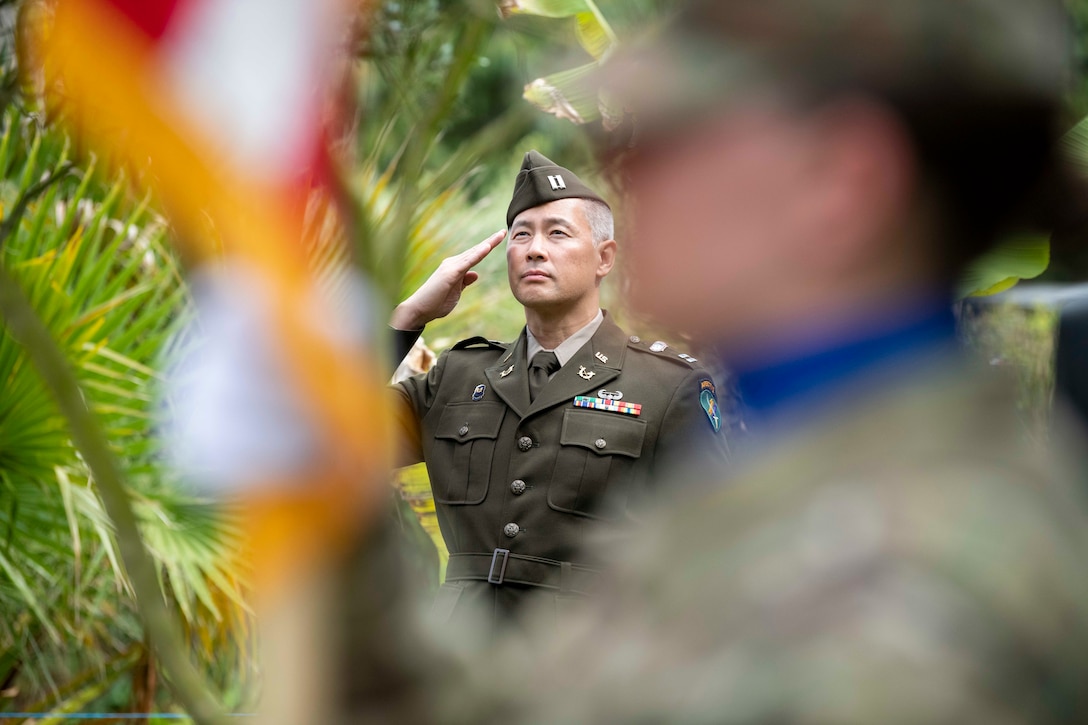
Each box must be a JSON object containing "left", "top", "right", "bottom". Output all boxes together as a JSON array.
[
  {"left": 343, "top": 354, "right": 1088, "bottom": 723},
  {"left": 500, "top": 360, "right": 1088, "bottom": 724}
]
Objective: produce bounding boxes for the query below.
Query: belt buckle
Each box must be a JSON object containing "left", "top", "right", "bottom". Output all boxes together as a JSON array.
[{"left": 488, "top": 548, "right": 511, "bottom": 584}]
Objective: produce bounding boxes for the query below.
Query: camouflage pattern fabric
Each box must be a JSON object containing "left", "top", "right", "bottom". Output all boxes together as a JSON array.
[
  {"left": 603, "top": 0, "right": 1070, "bottom": 134},
  {"left": 340, "top": 355, "right": 1088, "bottom": 723}
]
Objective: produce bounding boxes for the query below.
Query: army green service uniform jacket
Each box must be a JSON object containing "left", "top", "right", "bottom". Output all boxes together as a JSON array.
[{"left": 392, "top": 312, "right": 729, "bottom": 625}]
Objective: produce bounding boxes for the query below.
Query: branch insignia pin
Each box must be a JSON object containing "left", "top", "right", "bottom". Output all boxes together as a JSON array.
[
  {"left": 499, "top": 365, "right": 515, "bottom": 378},
  {"left": 578, "top": 366, "right": 596, "bottom": 380}
]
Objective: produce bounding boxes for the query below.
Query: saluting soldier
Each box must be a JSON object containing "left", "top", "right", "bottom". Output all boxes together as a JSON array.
[
  {"left": 388, "top": 150, "right": 729, "bottom": 628},
  {"left": 331, "top": 1, "right": 1088, "bottom": 722}
]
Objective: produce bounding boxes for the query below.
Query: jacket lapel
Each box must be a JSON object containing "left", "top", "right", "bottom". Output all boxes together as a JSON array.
[
  {"left": 486, "top": 331, "right": 530, "bottom": 418},
  {"left": 525, "top": 312, "right": 628, "bottom": 417}
]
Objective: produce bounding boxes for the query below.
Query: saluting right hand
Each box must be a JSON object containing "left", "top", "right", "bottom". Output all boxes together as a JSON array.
[{"left": 389, "top": 229, "right": 506, "bottom": 330}]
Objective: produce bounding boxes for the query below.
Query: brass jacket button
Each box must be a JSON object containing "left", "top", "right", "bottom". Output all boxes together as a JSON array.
[
  {"left": 511, "top": 479, "right": 527, "bottom": 495},
  {"left": 517, "top": 436, "right": 533, "bottom": 451},
  {"left": 458, "top": 424, "right": 469, "bottom": 436},
  {"left": 595, "top": 438, "right": 607, "bottom": 449},
  {"left": 503, "top": 523, "right": 520, "bottom": 538}
]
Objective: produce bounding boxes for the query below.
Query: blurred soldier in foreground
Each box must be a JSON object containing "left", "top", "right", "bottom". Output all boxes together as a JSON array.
[{"left": 337, "top": 0, "right": 1088, "bottom": 721}]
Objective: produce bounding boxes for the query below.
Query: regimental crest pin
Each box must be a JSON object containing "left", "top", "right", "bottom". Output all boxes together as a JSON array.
[
  {"left": 578, "top": 366, "right": 596, "bottom": 380},
  {"left": 699, "top": 379, "right": 722, "bottom": 433},
  {"left": 472, "top": 384, "right": 486, "bottom": 401},
  {"left": 594, "top": 351, "right": 609, "bottom": 364},
  {"left": 499, "top": 365, "right": 515, "bottom": 378}
]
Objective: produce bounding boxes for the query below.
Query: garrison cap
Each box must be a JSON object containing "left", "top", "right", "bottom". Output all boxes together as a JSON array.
[
  {"left": 602, "top": 0, "right": 1071, "bottom": 131},
  {"left": 506, "top": 150, "right": 609, "bottom": 227}
]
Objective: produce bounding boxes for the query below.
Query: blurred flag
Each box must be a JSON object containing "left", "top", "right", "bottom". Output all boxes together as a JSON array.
[{"left": 39, "top": 0, "right": 390, "bottom": 590}]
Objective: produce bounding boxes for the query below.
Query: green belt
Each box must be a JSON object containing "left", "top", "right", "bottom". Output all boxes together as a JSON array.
[{"left": 445, "top": 549, "right": 600, "bottom": 596}]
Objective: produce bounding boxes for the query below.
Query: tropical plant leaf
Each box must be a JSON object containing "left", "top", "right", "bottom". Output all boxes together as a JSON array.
[
  {"left": 958, "top": 234, "right": 1050, "bottom": 298},
  {"left": 523, "top": 63, "right": 600, "bottom": 125},
  {"left": 504, "top": 0, "right": 620, "bottom": 125},
  {"left": 54, "top": 466, "right": 82, "bottom": 616},
  {"left": 502, "top": 0, "right": 618, "bottom": 57},
  {"left": 0, "top": 546, "right": 59, "bottom": 643},
  {"left": 574, "top": 6, "right": 617, "bottom": 61},
  {"left": 21, "top": 645, "right": 143, "bottom": 723},
  {"left": 1062, "top": 113, "right": 1088, "bottom": 177},
  {"left": 499, "top": 0, "right": 617, "bottom": 60},
  {"left": 0, "top": 103, "right": 246, "bottom": 713},
  {"left": 500, "top": 0, "right": 586, "bottom": 18}
]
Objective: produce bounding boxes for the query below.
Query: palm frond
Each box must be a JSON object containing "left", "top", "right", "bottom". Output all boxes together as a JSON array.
[{"left": 0, "top": 104, "right": 247, "bottom": 712}]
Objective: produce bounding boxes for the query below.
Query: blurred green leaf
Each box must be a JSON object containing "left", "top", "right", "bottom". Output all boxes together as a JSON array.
[
  {"left": 1062, "top": 112, "right": 1088, "bottom": 176},
  {"left": 958, "top": 235, "right": 1050, "bottom": 298},
  {"left": 21, "top": 646, "right": 142, "bottom": 723},
  {"left": 501, "top": 0, "right": 617, "bottom": 58},
  {"left": 523, "top": 62, "right": 602, "bottom": 125},
  {"left": 575, "top": 10, "right": 615, "bottom": 60},
  {"left": 0, "top": 103, "right": 247, "bottom": 713},
  {"left": 503, "top": 0, "right": 620, "bottom": 124}
]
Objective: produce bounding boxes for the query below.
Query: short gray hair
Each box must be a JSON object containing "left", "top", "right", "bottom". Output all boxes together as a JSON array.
[{"left": 583, "top": 199, "right": 614, "bottom": 246}]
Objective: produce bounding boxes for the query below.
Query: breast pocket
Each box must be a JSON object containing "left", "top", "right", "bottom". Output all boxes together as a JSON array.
[
  {"left": 549, "top": 408, "right": 646, "bottom": 519},
  {"left": 430, "top": 402, "right": 504, "bottom": 505}
]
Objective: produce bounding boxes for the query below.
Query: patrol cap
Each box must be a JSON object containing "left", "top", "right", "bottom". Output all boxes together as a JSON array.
[
  {"left": 601, "top": 0, "right": 1071, "bottom": 135},
  {"left": 506, "top": 150, "right": 609, "bottom": 228}
]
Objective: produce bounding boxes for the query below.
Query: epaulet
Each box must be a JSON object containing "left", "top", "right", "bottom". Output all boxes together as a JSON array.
[
  {"left": 626, "top": 335, "right": 702, "bottom": 368},
  {"left": 452, "top": 336, "right": 507, "bottom": 351}
]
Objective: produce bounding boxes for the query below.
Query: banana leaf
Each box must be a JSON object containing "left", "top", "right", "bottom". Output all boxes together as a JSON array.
[{"left": 958, "top": 234, "right": 1050, "bottom": 298}]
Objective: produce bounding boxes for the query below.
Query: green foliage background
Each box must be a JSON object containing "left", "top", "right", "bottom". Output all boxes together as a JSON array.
[{"left": 0, "top": 107, "right": 251, "bottom": 716}]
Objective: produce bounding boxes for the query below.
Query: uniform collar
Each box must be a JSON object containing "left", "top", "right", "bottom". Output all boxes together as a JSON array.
[
  {"left": 486, "top": 310, "right": 626, "bottom": 419},
  {"left": 732, "top": 300, "right": 958, "bottom": 421},
  {"left": 525, "top": 309, "right": 605, "bottom": 368}
]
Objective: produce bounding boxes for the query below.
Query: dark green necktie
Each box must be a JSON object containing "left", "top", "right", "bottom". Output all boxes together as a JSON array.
[{"left": 528, "top": 351, "right": 560, "bottom": 402}]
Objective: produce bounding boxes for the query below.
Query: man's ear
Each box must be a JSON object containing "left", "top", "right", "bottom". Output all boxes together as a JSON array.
[{"left": 596, "top": 238, "right": 617, "bottom": 279}]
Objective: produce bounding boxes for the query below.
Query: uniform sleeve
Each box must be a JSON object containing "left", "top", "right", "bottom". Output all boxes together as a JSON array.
[
  {"left": 652, "top": 367, "right": 731, "bottom": 483},
  {"left": 390, "top": 349, "right": 449, "bottom": 468},
  {"left": 391, "top": 327, "right": 424, "bottom": 372}
]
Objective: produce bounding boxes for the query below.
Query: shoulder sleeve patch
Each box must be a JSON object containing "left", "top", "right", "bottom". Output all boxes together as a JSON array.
[
  {"left": 452, "top": 336, "right": 507, "bottom": 351},
  {"left": 699, "top": 378, "right": 723, "bottom": 433}
]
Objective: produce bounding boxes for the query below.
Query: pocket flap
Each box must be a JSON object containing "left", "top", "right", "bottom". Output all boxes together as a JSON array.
[
  {"left": 560, "top": 408, "right": 646, "bottom": 458},
  {"left": 435, "top": 401, "right": 505, "bottom": 441}
]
